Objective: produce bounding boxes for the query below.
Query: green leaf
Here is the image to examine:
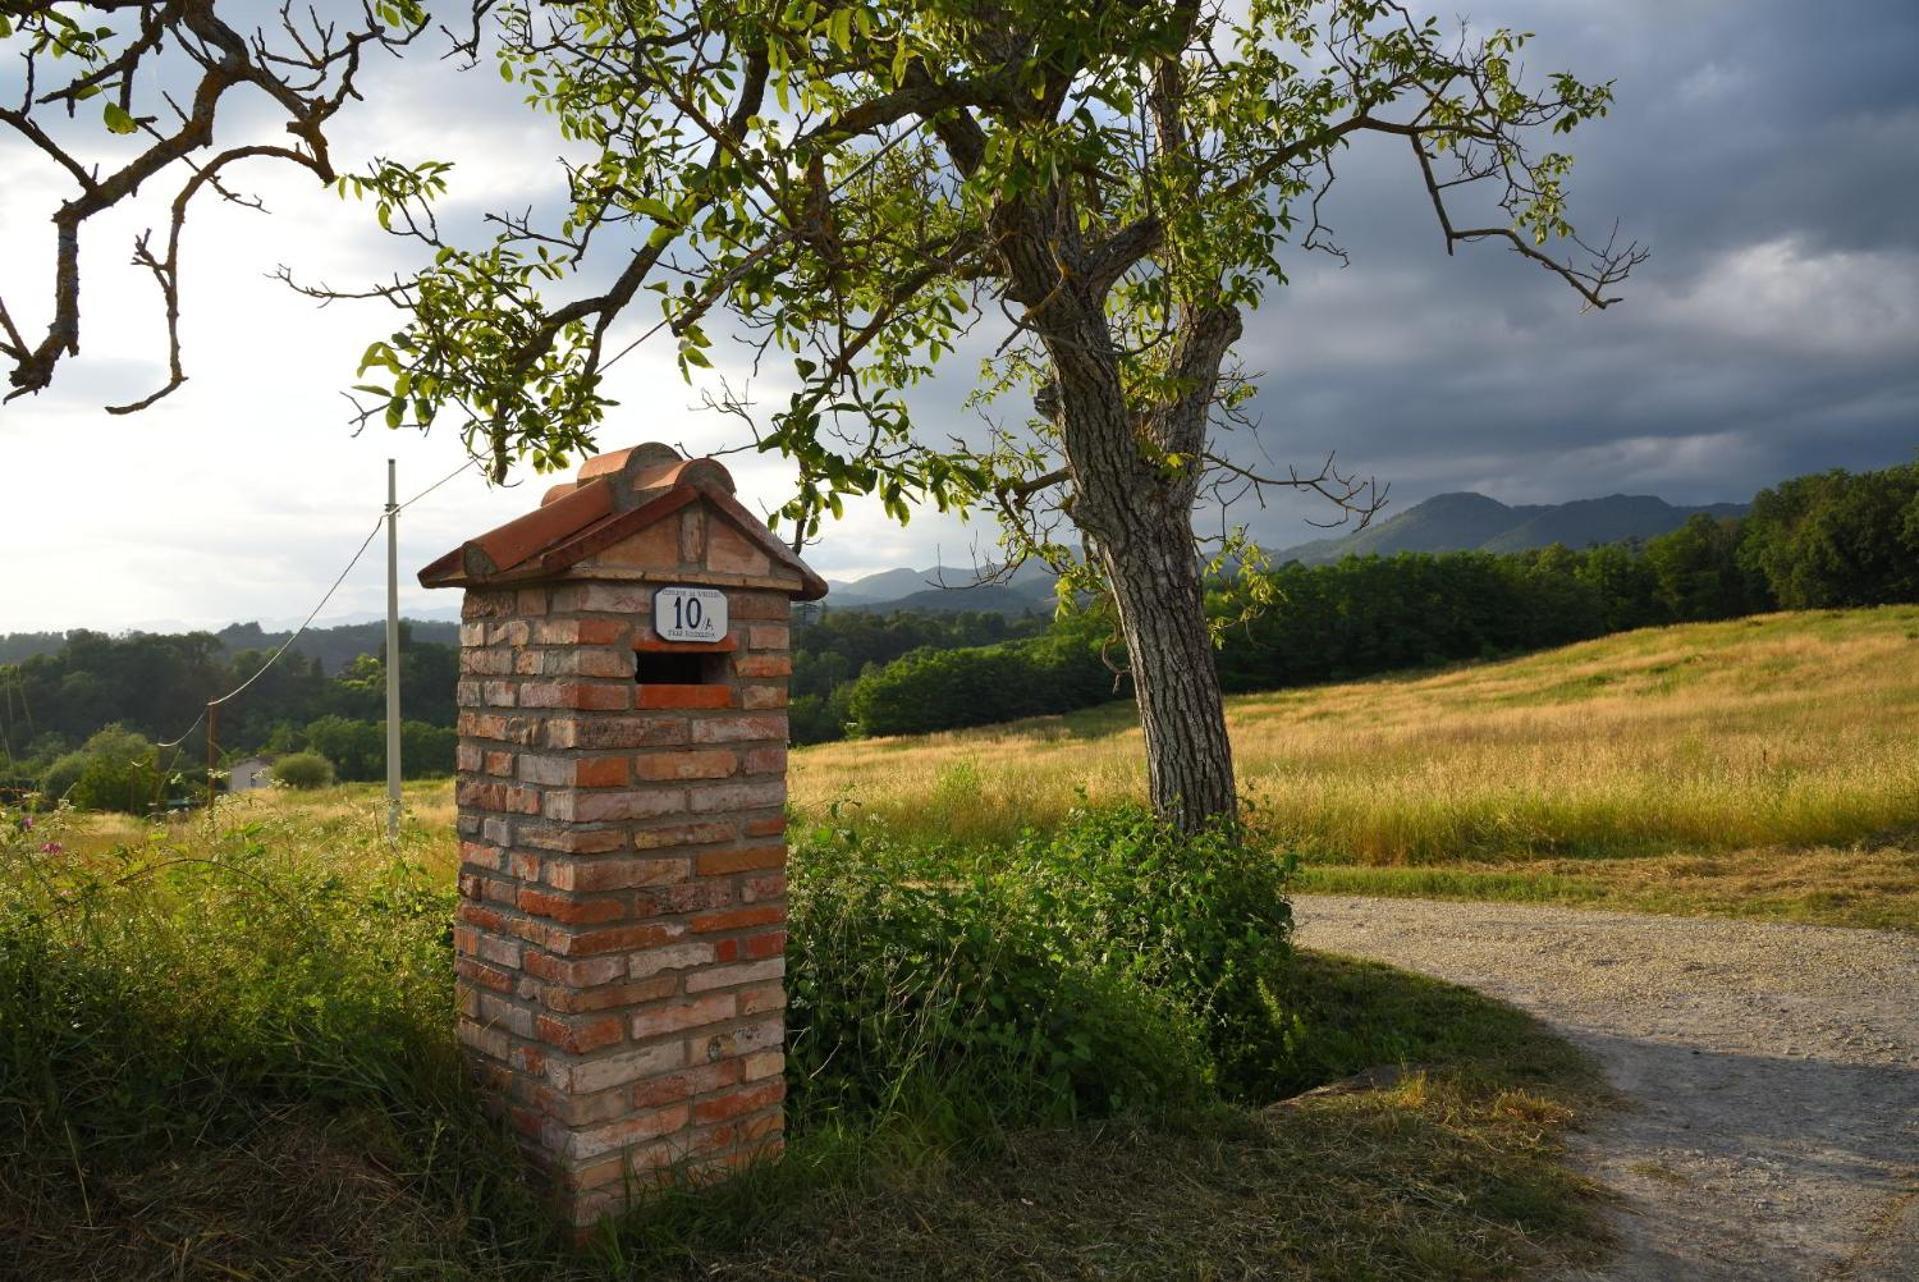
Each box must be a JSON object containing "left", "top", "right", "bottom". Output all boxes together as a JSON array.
[{"left": 102, "top": 102, "right": 136, "bottom": 135}]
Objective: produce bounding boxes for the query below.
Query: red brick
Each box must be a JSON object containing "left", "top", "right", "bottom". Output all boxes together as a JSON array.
[
  {"left": 738, "top": 983, "right": 786, "bottom": 1016},
  {"left": 477, "top": 992, "right": 535, "bottom": 1038},
  {"left": 742, "top": 745, "right": 786, "bottom": 775},
  {"left": 634, "top": 881, "right": 735, "bottom": 916},
  {"left": 741, "top": 685, "right": 789, "bottom": 710},
  {"left": 485, "top": 620, "right": 531, "bottom": 647},
  {"left": 462, "top": 590, "right": 516, "bottom": 619},
  {"left": 741, "top": 871, "right": 786, "bottom": 903},
  {"left": 746, "top": 624, "right": 789, "bottom": 650},
  {"left": 727, "top": 592, "right": 791, "bottom": 620},
  {"left": 546, "top": 716, "right": 687, "bottom": 750},
  {"left": 744, "top": 816, "right": 787, "bottom": 838},
  {"left": 517, "top": 826, "right": 629, "bottom": 854},
  {"left": 483, "top": 680, "right": 518, "bottom": 707},
  {"left": 455, "top": 957, "right": 516, "bottom": 993},
  {"left": 571, "top": 649, "right": 632, "bottom": 678},
  {"left": 573, "top": 755, "right": 630, "bottom": 788},
  {"left": 518, "top": 887, "right": 628, "bottom": 925},
  {"left": 545, "top": 856, "right": 687, "bottom": 892},
  {"left": 688, "top": 780, "right": 785, "bottom": 813},
  {"left": 536, "top": 1012, "right": 625, "bottom": 1054},
  {"left": 685, "top": 959, "right": 784, "bottom": 994},
  {"left": 689, "top": 905, "right": 785, "bottom": 934},
  {"left": 521, "top": 951, "right": 628, "bottom": 987},
  {"left": 568, "top": 1103, "right": 690, "bottom": 1161},
  {"left": 693, "top": 1016, "right": 783, "bottom": 1061},
  {"left": 636, "top": 685, "right": 735, "bottom": 710},
  {"left": 634, "top": 820, "right": 738, "bottom": 849},
  {"left": 462, "top": 647, "right": 515, "bottom": 675},
  {"left": 630, "top": 942, "right": 717, "bottom": 979},
  {"left": 690, "top": 715, "right": 787, "bottom": 744},
  {"left": 743, "top": 930, "right": 787, "bottom": 960},
  {"left": 630, "top": 993, "right": 736, "bottom": 1039},
  {"left": 733, "top": 654, "right": 792, "bottom": 678},
  {"left": 522, "top": 681, "right": 630, "bottom": 711},
  {"left": 539, "top": 975, "right": 678, "bottom": 1014},
  {"left": 549, "top": 922, "right": 683, "bottom": 956},
  {"left": 742, "top": 1050, "right": 783, "bottom": 1082},
  {"left": 694, "top": 1080, "right": 785, "bottom": 1125},
  {"left": 516, "top": 587, "right": 549, "bottom": 616},
  {"left": 695, "top": 844, "right": 785, "bottom": 876},
  {"left": 459, "top": 840, "right": 504, "bottom": 871},
  {"left": 484, "top": 750, "right": 516, "bottom": 777},
  {"left": 630, "top": 1059, "right": 743, "bottom": 1109},
  {"left": 546, "top": 788, "right": 685, "bottom": 823},
  {"left": 634, "top": 749, "right": 737, "bottom": 782}
]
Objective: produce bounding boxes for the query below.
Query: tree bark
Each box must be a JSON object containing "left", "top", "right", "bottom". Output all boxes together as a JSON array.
[
  {"left": 1040, "top": 302, "right": 1244, "bottom": 833},
  {"left": 1098, "top": 503, "right": 1238, "bottom": 831}
]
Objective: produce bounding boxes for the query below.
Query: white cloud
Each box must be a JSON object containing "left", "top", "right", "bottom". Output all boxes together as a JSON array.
[{"left": 1647, "top": 237, "right": 1919, "bottom": 359}]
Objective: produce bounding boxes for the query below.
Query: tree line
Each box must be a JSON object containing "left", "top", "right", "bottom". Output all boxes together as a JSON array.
[
  {"left": 815, "top": 461, "right": 1919, "bottom": 741},
  {"left": 11, "top": 461, "right": 1912, "bottom": 796},
  {"left": 1, "top": 624, "right": 460, "bottom": 806}
]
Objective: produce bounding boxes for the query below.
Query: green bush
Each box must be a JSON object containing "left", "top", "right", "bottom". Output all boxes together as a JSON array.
[
  {"left": 1004, "top": 806, "right": 1297, "bottom": 1097},
  {"left": 787, "top": 805, "right": 1298, "bottom": 1117},
  {"left": 270, "top": 752, "right": 336, "bottom": 790},
  {"left": 787, "top": 822, "right": 1209, "bottom": 1123},
  {"left": 39, "top": 751, "right": 89, "bottom": 803},
  {"left": 49, "top": 724, "right": 162, "bottom": 813}
]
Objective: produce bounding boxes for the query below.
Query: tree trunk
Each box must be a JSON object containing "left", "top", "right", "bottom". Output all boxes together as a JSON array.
[
  {"left": 1043, "top": 305, "right": 1243, "bottom": 833},
  {"left": 1099, "top": 505, "right": 1238, "bottom": 831}
]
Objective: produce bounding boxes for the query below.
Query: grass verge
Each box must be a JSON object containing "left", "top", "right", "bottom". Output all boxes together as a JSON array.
[
  {"left": 790, "top": 607, "right": 1919, "bottom": 931},
  {"left": 3, "top": 799, "right": 1610, "bottom": 1279}
]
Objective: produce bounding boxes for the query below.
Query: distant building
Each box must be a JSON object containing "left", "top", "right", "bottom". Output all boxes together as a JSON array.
[{"left": 227, "top": 756, "right": 275, "bottom": 792}]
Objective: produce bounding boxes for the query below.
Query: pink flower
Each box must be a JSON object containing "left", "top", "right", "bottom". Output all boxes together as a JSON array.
[{"left": 39, "top": 841, "right": 63, "bottom": 855}]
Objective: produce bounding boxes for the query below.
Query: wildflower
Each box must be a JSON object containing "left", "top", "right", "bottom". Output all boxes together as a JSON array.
[{"left": 40, "top": 841, "right": 63, "bottom": 855}]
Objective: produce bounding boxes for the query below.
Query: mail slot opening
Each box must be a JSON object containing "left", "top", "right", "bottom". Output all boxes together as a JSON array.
[{"left": 635, "top": 650, "right": 724, "bottom": 685}]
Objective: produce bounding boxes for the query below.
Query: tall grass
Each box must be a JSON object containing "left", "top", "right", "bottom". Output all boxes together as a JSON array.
[
  {"left": 2, "top": 793, "right": 1609, "bottom": 1277},
  {"left": 790, "top": 607, "right": 1919, "bottom": 862}
]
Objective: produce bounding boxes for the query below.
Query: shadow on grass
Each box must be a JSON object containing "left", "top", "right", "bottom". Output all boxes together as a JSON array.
[{"left": 1, "top": 953, "right": 1613, "bottom": 1281}]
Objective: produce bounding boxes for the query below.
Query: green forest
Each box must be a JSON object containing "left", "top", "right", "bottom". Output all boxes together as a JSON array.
[
  {"left": 804, "top": 461, "right": 1919, "bottom": 741},
  {"left": 6, "top": 461, "right": 1914, "bottom": 805}
]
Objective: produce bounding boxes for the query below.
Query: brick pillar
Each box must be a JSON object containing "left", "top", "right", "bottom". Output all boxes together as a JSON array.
[{"left": 426, "top": 445, "right": 817, "bottom": 1228}]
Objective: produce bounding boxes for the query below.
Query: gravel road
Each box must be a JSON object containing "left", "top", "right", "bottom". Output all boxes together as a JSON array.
[{"left": 1292, "top": 895, "right": 1919, "bottom": 1281}]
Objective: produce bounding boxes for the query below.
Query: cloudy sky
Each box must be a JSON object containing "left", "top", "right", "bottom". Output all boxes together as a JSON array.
[{"left": 3, "top": 0, "right": 1915, "bottom": 633}]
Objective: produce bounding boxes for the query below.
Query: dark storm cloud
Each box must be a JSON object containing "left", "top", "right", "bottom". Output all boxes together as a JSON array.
[{"left": 1219, "top": 0, "right": 1919, "bottom": 539}]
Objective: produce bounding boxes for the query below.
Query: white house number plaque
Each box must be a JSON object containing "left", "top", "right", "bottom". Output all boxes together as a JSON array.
[{"left": 653, "top": 586, "right": 729, "bottom": 644}]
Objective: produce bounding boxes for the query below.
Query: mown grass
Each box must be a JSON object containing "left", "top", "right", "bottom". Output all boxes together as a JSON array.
[
  {"left": 4, "top": 796, "right": 1609, "bottom": 1280},
  {"left": 790, "top": 607, "right": 1919, "bottom": 930}
]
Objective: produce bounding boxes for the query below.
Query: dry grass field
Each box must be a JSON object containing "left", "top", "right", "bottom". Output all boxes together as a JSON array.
[
  {"left": 791, "top": 607, "right": 1919, "bottom": 930},
  {"left": 68, "top": 607, "right": 1915, "bottom": 931}
]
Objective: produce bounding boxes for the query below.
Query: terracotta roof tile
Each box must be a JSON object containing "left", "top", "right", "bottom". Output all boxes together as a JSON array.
[{"left": 417, "top": 442, "right": 824, "bottom": 599}]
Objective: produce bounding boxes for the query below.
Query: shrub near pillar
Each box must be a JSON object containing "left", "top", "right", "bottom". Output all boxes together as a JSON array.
[{"left": 421, "top": 443, "right": 823, "bottom": 1226}]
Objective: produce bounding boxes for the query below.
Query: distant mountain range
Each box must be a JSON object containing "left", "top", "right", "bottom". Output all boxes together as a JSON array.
[
  {"left": 4, "top": 492, "right": 1749, "bottom": 652},
  {"left": 822, "top": 561, "right": 1060, "bottom": 614},
  {"left": 1274, "top": 492, "right": 1747, "bottom": 566}
]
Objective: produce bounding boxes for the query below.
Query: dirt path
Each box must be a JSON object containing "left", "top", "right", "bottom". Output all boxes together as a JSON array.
[{"left": 1293, "top": 895, "right": 1919, "bottom": 1281}]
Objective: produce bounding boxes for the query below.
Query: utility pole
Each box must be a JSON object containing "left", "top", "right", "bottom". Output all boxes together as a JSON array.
[{"left": 385, "top": 459, "right": 402, "bottom": 843}]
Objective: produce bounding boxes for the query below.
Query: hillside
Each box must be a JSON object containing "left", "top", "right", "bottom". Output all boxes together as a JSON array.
[
  {"left": 1280, "top": 491, "right": 1745, "bottom": 564},
  {"left": 791, "top": 607, "right": 1919, "bottom": 930},
  {"left": 824, "top": 560, "right": 1058, "bottom": 611}
]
